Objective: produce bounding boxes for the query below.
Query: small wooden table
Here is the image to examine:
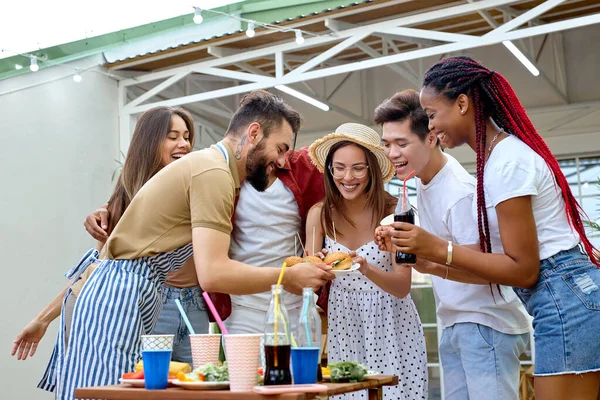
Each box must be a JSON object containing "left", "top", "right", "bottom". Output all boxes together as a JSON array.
[{"left": 75, "top": 375, "right": 398, "bottom": 400}]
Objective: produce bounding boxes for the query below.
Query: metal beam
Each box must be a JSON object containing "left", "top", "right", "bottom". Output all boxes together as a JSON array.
[
  {"left": 326, "top": 72, "right": 353, "bottom": 101},
  {"left": 194, "top": 67, "right": 271, "bottom": 82},
  {"left": 355, "top": 42, "right": 421, "bottom": 86},
  {"left": 207, "top": 46, "right": 240, "bottom": 58},
  {"left": 485, "top": 0, "right": 566, "bottom": 36},
  {"left": 124, "top": 71, "right": 188, "bottom": 111},
  {"left": 125, "top": 12, "right": 600, "bottom": 114},
  {"left": 275, "top": 52, "right": 284, "bottom": 78},
  {"left": 547, "top": 107, "right": 596, "bottom": 131},
  {"left": 326, "top": 18, "right": 441, "bottom": 48},
  {"left": 467, "top": 1, "right": 566, "bottom": 102},
  {"left": 188, "top": 78, "right": 235, "bottom": 114},
  {"left": 552, "top": 32, "right": 568, "bottom": 96},
  {"left": 287, "top": 32, "right": 372, "bottom": 77},
  {"left": 121, "top": 0, "right": 521, "bottom": 87},
  {"left": 379, "top": 27, "right": 473, "bottom": 43}
]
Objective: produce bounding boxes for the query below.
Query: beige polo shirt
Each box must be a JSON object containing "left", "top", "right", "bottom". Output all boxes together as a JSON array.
[{"left": 71, "top": 143, "right": 240, "bottom": 295}]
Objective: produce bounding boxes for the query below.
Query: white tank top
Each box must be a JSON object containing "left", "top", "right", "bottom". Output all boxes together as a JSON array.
[{"left": 229, "top": 178, "right": 303, "bottom": 311}]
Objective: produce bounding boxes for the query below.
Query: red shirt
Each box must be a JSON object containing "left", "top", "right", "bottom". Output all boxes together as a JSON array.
[{"left": 276, "top": 147, "right": 325, "bottom": 243}]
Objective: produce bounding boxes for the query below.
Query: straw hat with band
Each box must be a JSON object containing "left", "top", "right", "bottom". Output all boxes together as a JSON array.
[{"left": 309, "top": 122, "right": 395, "bottom": 183}]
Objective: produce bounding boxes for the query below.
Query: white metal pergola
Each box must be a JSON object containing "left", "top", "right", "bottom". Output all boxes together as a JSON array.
[{"left": 115, "top": 0, "right": 600, "bottom": 156}]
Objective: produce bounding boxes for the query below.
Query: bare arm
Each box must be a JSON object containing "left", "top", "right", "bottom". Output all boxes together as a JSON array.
[
  {"left": 380, "top": 227, "right": 489, "bottom": 284},
  {"left": 359, "top": 259, "right": 412, "bottom": 298},
  {"left": 193, "top": 227, "right": 334, "bottom": 295},
  {"left": 305, "top": 205, "right": 324, "bottom": 257},
  {"left": 391, "top": 196, "right": 540, "bottom": 288},
  {"left": 414, "top": 247, "right": 490, "bottom": 285},
  {"left": 11, "top": 278, "right": 74, "bottom": 360}
]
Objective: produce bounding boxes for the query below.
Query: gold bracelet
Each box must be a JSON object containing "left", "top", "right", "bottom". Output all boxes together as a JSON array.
[
  {"left": 444, "top": 241, "right": 453, "bottom": 280},
  {"left": 446, "top": 241, "right": 453, "bottom": 265}
]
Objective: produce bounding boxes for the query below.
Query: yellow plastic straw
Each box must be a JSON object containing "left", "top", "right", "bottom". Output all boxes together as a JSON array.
[
  {"left": 273, "top": 262, "right": 297, "bottom": 350},
  {"left": 274, "top": 262, "right": 287, "bottom": 348}
]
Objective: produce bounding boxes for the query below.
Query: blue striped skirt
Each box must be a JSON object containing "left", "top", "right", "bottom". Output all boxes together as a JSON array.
[{"left": 38, "top": 244, "right": 193, "bottom": 399}]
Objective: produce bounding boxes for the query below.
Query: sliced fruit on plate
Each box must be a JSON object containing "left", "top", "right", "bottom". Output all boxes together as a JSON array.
[{"left": 122, "top": 371, "right": 144, "bottom": 380}]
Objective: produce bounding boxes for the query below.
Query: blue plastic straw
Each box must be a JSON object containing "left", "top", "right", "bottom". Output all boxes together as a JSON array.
[
  {"left": 301, "top": 301, "right": 312, "bottom": 347},
  {"left": 174, "top": 298, "right": 196, "bottom": 335}
]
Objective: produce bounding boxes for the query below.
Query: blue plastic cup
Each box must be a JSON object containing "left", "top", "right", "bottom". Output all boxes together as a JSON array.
[
  {"left": 291, "top": 347, "right": 320, "bottom": 384},
  {"left": 142, "top": 349, "right": 172, "bottom": 390}
]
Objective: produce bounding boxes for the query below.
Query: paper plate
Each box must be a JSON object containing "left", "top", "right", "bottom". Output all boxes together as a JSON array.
[
  {"left": 323, "top": 370, "right": 380, "bottom": 381},
  {"left": 172, "top": 379, "right": 229, "bottom": 390},
  {"left": 331, "top": 263, "right": 360, "bottom": 276},
  {"left": 119, "top": 378, "right": 176, "bottom": 388},
  {"left": 119, "top": 378, "right": 145, "bottom": 388},
  {"left": 380, "top": 214, "right": 394, "bottom": 226}
]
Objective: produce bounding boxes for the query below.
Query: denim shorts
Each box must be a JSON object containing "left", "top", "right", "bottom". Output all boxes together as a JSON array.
[
  {"left": 513, "top": 245, "right": 600, "bottom": 376},
  {"left": 151, "top": 286, "right": 209, "bottom": 365}
]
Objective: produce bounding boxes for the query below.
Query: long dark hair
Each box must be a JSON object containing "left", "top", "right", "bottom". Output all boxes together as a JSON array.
[
  {"left": 321, "top": 141, "right": 396, "bottom": 239},
  {"left": 106, "top": 106, "right": 195, "bottom": 235},
  {"left": 422, "top": 56, "right": 598, "bottom": 266}
]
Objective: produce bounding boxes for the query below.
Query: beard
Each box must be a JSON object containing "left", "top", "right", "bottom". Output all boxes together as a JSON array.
[{"left": 246, "top": 141, "right": 270, "bottom": 192}]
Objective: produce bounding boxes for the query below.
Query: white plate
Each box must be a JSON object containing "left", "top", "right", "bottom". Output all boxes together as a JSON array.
[
  {"left": 380, "top": 214, "right": 394, "bottom": 226},
  {"left": 172, "top": 379, "right": 230, "bottom": 390},
  {"left": 119, "top": 378, "right": 145, "bottom": 388},
  {"left": 323, "top": 371, "right": 380, "bottom": 380},
  {"left": 119, "top": 378, "right": 176, "bottom": 388},
  {"left": 331, "top": 263, "right": 360, "bottom": 276}
]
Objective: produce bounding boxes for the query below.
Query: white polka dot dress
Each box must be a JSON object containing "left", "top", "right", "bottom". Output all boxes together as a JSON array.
[{"left": 326, "top": 238, "right": 428, "bottom": 399}]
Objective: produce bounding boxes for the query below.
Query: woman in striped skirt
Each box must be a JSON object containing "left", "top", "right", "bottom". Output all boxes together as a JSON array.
[
  {"left": 30, "top": 105, "right": 203, "bottom": 396},
  {"left": 55, "top": 245, "right": 194, "bottom": 399}
]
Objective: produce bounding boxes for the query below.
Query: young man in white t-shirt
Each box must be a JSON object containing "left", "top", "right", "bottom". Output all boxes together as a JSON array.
[{"left": 374, "top": 89, "right": 531, "bottom": 400}]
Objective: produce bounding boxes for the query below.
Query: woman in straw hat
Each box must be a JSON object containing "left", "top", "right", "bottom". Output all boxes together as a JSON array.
[{"left": 306, "top": 123, "right": 428, "bottom": 399}]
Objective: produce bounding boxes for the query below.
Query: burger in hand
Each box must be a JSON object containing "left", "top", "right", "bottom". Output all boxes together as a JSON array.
[
  {"left": 323, "top": 252, "right": 353, "bottom": 271},
  {"left": 284, "top": 255, "right": 326, "bottom": 267}
]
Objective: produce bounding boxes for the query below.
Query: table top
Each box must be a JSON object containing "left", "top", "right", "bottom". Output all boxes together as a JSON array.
[{"left": 75, "top": 375, "right": 398, "bottom": 399}]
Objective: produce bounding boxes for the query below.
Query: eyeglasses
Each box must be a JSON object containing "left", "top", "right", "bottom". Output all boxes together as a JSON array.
[{"left": 329, "top": 164, "right": 369, "bottom": 179}]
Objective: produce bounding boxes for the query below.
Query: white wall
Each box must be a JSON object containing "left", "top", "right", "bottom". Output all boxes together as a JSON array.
[{"left": 0, "top": 61, "right": 118, "bottom": 399}]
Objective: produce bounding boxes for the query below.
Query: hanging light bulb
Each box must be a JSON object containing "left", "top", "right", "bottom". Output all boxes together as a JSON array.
[
  {"left": 193, "top": 7, "right": 203, "bottom": 24},
  {"left": 30, "top": 56, "right": 39, "bottom": 72},
  {"left": 246, "top": 21, "right": 255, "bottom": 38},
  {"left": 73, "top": 72, "right": 82, "bottom": 82},
  {"left": 295, "top": 30, "right": 304, "bottom": 45}
]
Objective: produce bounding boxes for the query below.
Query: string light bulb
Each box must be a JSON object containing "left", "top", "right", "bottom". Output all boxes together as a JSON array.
[
  {"left": 295, "top": 30, "right": 304, "bottom": 45},
  {"left": 30, "top": 56, "right": 39, "bottom": 72},
  {"left": 246, "top": 21, "right": 255, "bottom": 38},
  {"left": 73, "top": 72, "right": 82, "bottom": 82},
  {"left": 193, "top": 8, "right": 203, "bottom": 24}
]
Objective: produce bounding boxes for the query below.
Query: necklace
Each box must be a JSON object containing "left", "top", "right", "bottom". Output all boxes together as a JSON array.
[{"left": 487, "top": 129, "right": 504, "bottom": 157}]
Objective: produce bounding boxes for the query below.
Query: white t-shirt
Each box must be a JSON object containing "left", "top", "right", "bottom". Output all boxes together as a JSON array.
[
  {"left": 479, "top": 135, "right": 579, "bottom": 260},
  {"left": 417, "top": 153, "right": 531, "bottom": 334},
  {"left": 228, "top": 178, "right": 303, "bottom": 313}
]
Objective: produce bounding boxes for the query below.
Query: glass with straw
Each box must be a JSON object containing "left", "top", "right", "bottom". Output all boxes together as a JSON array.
[
  {"left": 291, "top": 287, "right": 322, "bottom": 384},
  {"left": 395, "top": 170, "right": 417, "bottom": 265},
  {"left": 263, "top": 263, "right": 292, "bottom": 385}
]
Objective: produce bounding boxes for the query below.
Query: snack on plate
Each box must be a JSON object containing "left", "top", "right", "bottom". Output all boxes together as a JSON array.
[
  {"left": 323, "top": 252, "right": 353, "bottom": 271},
  {"left": 122, "top": 370, "right": 177, "bottom": 380},
  {"left": 284, "top": 256, "right": 304, "bottom": 266},
  {"left": 177, "top": 362, "right": 229, "bottom": 382},
  {"left": 304, "top": 255, "right": 323, "bottom": 264},
  {"left": 327, "top": 361, "right": 368, "bottom": 383},
  {"left": 135, "top": 360, "right": 191, "bottom": 375}
]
